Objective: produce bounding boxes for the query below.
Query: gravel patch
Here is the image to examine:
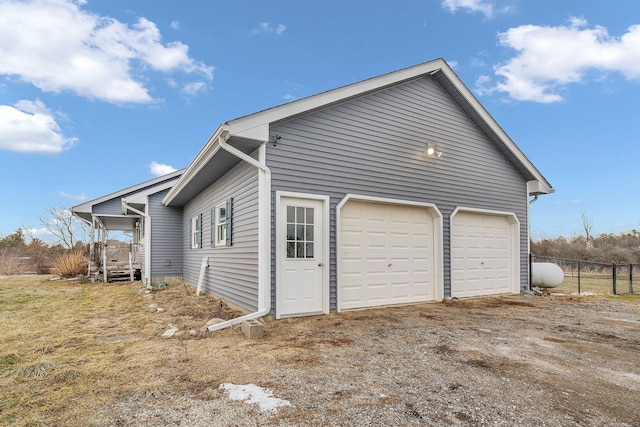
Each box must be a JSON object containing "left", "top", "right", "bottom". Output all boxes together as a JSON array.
[{"left": 91, "top": 295, "right": 640, "bottom": 426}]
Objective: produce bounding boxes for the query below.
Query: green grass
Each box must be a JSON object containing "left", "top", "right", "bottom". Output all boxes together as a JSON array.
[{"left": 550, "top": 271, "right": 636, "bottom": 295}]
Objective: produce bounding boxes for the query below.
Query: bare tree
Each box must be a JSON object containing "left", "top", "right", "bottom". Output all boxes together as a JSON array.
[
  {"left": 581, "top": 211, "right": 594, "bottom": 248},
  {"left": 38, "top": 206, "right": 89, "bottom": 250}
]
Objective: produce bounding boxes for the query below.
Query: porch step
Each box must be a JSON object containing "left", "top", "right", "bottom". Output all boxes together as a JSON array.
[{"left": 107, "top": 270, "right": 133, "bottom": 282}]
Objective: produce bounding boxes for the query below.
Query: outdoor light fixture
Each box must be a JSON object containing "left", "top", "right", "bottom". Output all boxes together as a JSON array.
[{"left": 426, "top": 143, "right": 442, "bottom": 159}]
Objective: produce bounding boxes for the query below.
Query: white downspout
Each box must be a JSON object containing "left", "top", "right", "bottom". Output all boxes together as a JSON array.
[
  {"left": 208, "top": 131, "right": 272, "bottom": 332},
  {"left": 527, "top": 194, "right": 539, "bottom": 291},
  {"left": 122, "top": 199, "right": 151, "bottom": 285}
]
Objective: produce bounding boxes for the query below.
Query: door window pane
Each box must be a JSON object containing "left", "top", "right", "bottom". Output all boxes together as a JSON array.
[
  {"left": 305, "top": 242, "right": 314, "bottom": 258},
  {"left": 286, "top": 204, "right": 315, "bottom": 259}
]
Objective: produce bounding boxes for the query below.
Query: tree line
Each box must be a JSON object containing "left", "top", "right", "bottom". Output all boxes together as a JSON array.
[
  {"left": 0, "top": 206, "right": 91, "bottom": 276},
  {"left": 531, "top": 230, "right": 640, "bottom": 264}
]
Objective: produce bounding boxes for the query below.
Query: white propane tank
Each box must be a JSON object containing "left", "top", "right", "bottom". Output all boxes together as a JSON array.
[{"left": 531, "top": 262, "right": 564, "bottom": 288}]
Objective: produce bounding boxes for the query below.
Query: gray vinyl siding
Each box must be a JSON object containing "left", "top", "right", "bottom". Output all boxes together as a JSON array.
[
  {"left": 267, "top": 75, "right": 529, "bottom": 308},
  {"left": 139, "top": 242, "right": 146, "bottom": 277},
  {"left": 148, "top": 190, "right": 183, "bottom": 277},
  {"left": 182, "top": 159, "right": 260, "bottom": 311},
  {"left": 93, "top": 197, "right": 125, "bottom": 216},
  {"left": 92, "top": 176, "right": 179, "bottom": 216}
]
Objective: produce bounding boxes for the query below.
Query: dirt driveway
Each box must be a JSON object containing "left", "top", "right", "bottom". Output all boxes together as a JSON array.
[
  {"left": 2, "top": 278, "right": 639, "bottom": 426},
  {"left": 98, "top": 290, "right": 640, "bottom": 426}
]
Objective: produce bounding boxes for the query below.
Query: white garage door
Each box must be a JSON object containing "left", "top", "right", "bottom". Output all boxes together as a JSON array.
[
  {"left": 339, "top": 201, "right": 436, "bottom": 310},
  {"left": 451, "top": 211, "right": 515, "bottom": 298}
]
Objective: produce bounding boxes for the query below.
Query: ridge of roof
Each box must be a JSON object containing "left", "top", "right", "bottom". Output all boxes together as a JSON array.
[{"left": 72, "top": 168, "right": 184, "bottom": 214}]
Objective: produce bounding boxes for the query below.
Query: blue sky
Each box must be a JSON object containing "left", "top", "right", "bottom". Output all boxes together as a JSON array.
[{"left": 1, "top": 0, "right": 639, "bottom": 241}]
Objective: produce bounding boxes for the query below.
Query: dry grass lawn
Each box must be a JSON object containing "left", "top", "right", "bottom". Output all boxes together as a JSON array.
[
  {"left": 1, "top": 275, "right": 640, "bottom": 426},
  {"left": 0, "top": 275, "right": 243, "bottom": 426}
]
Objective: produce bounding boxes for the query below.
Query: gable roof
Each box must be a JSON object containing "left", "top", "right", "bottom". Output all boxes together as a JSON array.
[
  {"left": 164, "top": 58, "right": 552, "bottom": 206},
  {"left": 72, "top": 169, "right": 183, "bottom": 229}
]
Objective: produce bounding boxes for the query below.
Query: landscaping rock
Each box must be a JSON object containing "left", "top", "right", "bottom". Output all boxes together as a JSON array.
[
  {"left": 148, "top": 303, "right": 159, "bottom": 312},
  {"left": 200, "top": 318, "right": 225, "bottom": 332},
  {"left": 162, "top": 328, "right": 178, "bottom": 338},
  {"left": 206, "top": 318, "right": 225, "bottom": 325}
]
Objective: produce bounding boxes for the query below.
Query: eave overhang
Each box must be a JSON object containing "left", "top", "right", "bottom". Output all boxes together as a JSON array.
[{"left": 162, "top": 127, "right": 263, "bottom": 207}]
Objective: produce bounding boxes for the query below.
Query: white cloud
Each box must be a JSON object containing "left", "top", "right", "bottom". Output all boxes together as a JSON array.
[
  {"left": 250, "top": 22, "right": 287, "bottom": 36},
  {"left": 182, "top": 81, "right": 208, "bottom": 96},
  {"left": 0, "top": 0, "right": 213, "bottom": 104},
  {"left": 149, "top": 161, "right": 177, "bottom": 176},
  {"left": 441, "top": 0, "right": 495, "bottom": 18},
  {"left": 0, "top": 100, "right": 77, "bottom": 153},
  {"left": 25, "top": 227, "right": 53, "bottom": 238},
  {"left": 59, "top": 191, "right": 87, "bottom": 201},
  {"left": 282, "top": 81, "right": 303, "bottom": 102},
  {"left": 170, "top": 21, "right": 180, "bottom": 30},
  {"left": 485, "top": 18, "right": 640, "bottom": 103}
]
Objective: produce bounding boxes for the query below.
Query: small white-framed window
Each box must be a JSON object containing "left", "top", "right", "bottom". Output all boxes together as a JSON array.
[
  {"left": 212, "top": 198, "right": 233, "bottom": 247},
  {"left": 190, "top": 214, "right": 201, "bottom": 249},
  {"left": 215, "top": 203, "right": 227, "bottom": 246}
]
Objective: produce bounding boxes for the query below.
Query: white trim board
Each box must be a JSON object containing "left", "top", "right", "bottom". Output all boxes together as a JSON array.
[{"left": 275, "top": 191, "right": 331, "bottom": 319}]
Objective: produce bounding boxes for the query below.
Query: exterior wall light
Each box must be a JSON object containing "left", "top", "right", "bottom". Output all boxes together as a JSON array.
[{"left": 426, "top": 143, "right": 442, "bottom": 158}]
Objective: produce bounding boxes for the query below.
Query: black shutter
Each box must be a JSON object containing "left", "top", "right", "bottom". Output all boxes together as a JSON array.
[
  {"left": 210, "top": 208, "right": 215, "bottom": 247},
  {"left": 226, "top": 197, "right": 233, "bottom": 246},
  {"left": 199, "top": 213, "right": 203, "bottom": 249}
]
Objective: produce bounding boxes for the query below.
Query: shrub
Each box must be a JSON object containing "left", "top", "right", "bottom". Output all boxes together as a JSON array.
[
  {"left": 53, "top": 252, "right": 88, "bottom": 278},
  {"left": 0, "top": 249, "right": 21, "bottom": 275}
]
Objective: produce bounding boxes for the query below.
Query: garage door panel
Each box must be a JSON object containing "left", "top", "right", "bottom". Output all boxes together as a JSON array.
[
  {"left": 340, "top": 200, "right": 436, "bottom": 310},
  {"left": 452, "top": 211, "right": 515, "bottom": 298}
]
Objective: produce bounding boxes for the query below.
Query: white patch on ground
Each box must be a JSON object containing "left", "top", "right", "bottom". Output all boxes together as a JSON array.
[
  {"left": 219, "top": 383, "right": 292, "bottom": 412},
  {"left": 570, "top": 291, "right": 597, "bottom": 296}
]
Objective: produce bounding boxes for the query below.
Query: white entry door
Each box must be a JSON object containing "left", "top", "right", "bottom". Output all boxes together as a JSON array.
[{"left": 277, "top": 196, "right": 326, "bottom": 318}]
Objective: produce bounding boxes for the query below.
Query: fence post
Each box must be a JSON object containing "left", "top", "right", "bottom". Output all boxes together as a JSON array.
[
  {"left": 612, "top": 263, "right": 617, "bottom": 295},
  {"left": 577, "top": 260, "right": 581, "bottom": 295},
  {"left": 630, "top": 264, "right": 633, "bottom": 294},
  {"left": 529, "top": 253, "right": 533, "bottom": 291}
]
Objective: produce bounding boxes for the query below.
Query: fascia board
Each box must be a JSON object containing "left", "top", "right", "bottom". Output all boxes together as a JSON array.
[
  {"left": 125, "top": 179, "right": 177, "bottom": 206},
  {"left": 72, "top": 169, "right": 184, "bottom": 214},
  {"left": 527, "top": 180, "right": 555, "bottom": 195},
  {"left": 226, "top": 58, "right": 447, "bottom": 142},
  {"left": 162, "top": 126, "right": 228, "bottom": 206},
  {"left": 436, "top": 65, "right": 553, "bottom": 194}
]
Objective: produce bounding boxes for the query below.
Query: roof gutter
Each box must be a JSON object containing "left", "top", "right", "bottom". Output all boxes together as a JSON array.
[
  {"left": 121, "top": 199, "right": 151, "bottom": 285},
  {"left": 208, "top": 129, "right": 272, "bottom": 332}
]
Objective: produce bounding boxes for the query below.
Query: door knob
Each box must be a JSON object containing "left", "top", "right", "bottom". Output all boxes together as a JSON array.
[{"left": 318, "top": 263, "right": 323, "bottom": 267}]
